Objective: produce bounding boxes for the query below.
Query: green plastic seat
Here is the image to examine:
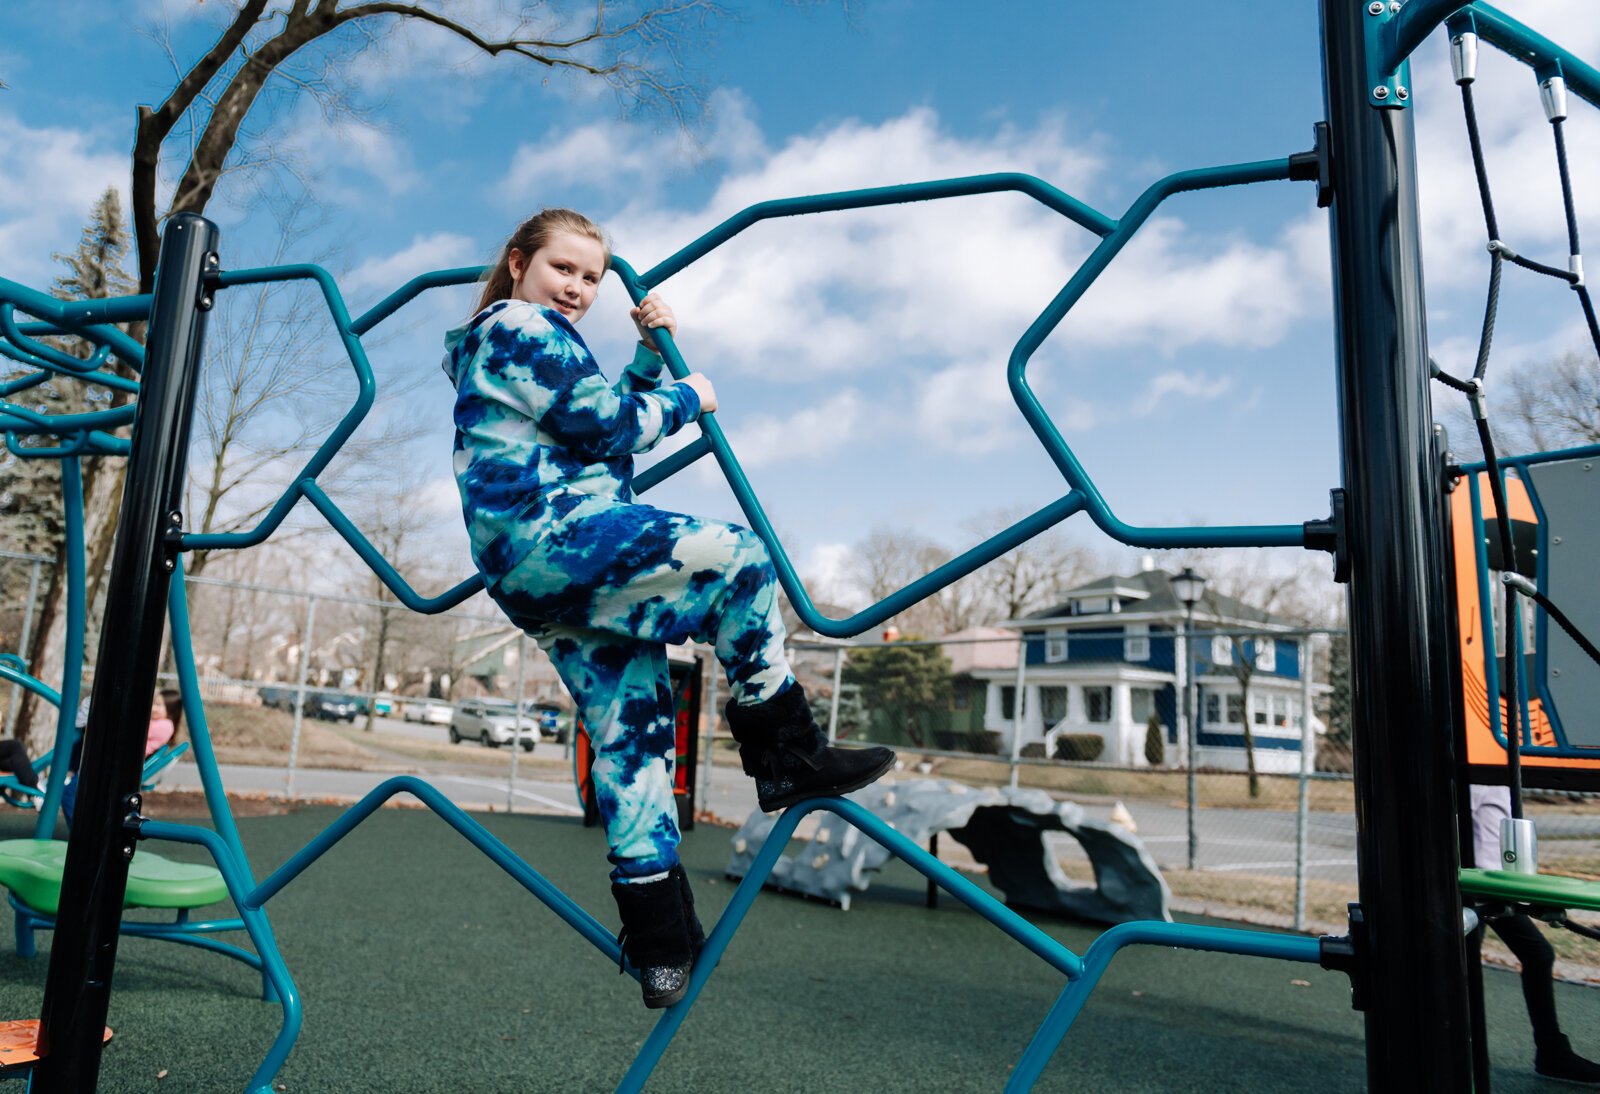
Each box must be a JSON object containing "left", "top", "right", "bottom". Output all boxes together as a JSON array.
[
  {"left": 1459, "top": 867, "right": 1600, "bottom": 913},
  {"left": 0, "top": 839, "right": 228, "bottom": 916}
]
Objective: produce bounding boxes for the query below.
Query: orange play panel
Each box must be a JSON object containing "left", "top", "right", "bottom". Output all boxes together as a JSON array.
[{"left": 0, "top": 1018, "right": 112, "bottom": 1072}]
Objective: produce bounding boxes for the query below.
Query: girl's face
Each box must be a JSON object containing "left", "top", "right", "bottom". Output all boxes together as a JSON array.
[
  {"left": 508, "top": 232, "right": 607, "bottom": 323},
  {"left": 150, "top": 695, "right": 167, "bottom": 721}
]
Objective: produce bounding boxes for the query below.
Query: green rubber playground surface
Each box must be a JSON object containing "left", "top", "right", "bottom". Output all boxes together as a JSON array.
[{"left": 0, "top": 801, "right": 1594, "bottom": 1092}]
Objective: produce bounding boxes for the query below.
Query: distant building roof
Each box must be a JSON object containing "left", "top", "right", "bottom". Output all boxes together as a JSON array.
[{"left": 1020, "top": 568, "right": 1293, "bottom": 629}]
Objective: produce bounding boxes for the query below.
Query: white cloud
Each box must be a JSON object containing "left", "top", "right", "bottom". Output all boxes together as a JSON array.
[
  {"left": 280, "top": 111, "right": 421, "bottom": 200},
  {"left": 799, "top": 541, "right": 863, "bottom": 609},
  {"left": 0, "top": 113, "right": 127, "bottom": 288},
  {"left": 1132, "top": 370, "right": 1234, "bottom": 416},
  {"left": 717, "top": 389, "right": 863, "bottom": 469},
  {"left": 589, "top": 105, "right": 1334, "bottom": 459},
  {"left": 346, "top": 232, "right": 481, "bottom": 295}
]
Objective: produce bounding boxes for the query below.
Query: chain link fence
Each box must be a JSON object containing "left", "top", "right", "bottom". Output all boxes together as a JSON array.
[{"left": 786, "top": 628, "right": 1358, "bottom": 932}]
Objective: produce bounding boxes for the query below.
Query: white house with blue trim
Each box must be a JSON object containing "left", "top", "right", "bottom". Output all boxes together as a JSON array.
[{"left": 965, "top": 565, "right": 1321, "bottom": 772}]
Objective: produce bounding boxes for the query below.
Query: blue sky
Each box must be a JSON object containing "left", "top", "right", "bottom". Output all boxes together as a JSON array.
[{"left": 2, "top": 0, "right": 1596, "bottom": 609}]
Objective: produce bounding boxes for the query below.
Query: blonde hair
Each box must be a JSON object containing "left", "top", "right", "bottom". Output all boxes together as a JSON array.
[{"left": 474, "top": 208, "right": 611, "bottom": 315}]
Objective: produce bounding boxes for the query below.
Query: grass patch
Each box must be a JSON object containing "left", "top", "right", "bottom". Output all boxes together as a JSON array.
[{"left": 200, "top": 702, "right": 383, "bottom": 769}]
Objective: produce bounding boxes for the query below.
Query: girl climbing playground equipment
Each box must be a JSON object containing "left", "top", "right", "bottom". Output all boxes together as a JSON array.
[{"left": 0, "top": 2, "right": 1598, "bottom": 1090}]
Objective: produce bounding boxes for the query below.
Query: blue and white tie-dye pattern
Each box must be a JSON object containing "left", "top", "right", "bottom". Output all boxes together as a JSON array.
[{"left": 445, "top": 299, "right": 796, "bottom": 880}]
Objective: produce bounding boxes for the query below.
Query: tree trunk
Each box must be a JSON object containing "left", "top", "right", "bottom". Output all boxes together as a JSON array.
[
  {"left": 14, "top": 551, "right": 66, "bottom": 753},
  {"left": 1241, "top": 677, "right": 1260, "bottom": 798}
]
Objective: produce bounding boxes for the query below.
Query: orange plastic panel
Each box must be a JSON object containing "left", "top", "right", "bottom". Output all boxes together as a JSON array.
[{"left": 0, "top": 1018, "right": 112, "bottom": 1072}]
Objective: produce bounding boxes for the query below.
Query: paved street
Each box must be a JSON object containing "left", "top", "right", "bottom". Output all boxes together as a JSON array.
[{"left": 156, "top": 714, "right": 1600, "bottom": 892}]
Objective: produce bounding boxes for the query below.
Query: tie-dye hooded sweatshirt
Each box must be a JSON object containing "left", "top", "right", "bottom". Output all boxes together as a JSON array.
[{"left": 442, "top": 299, "right": 702, "bottom": 587}]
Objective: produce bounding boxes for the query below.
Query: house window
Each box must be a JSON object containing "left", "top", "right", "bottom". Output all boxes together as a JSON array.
[
  {"left": 1226, "top": 693, "right": 1244, "bottom": 725},
  {"left": 1124, "top": 623, "right": 1150, "bottom": 661},
  {"left": 1001, "top": 686, "right": 1016, "bottom": 720},
  {"left": 953, "top": 679, "right": 970, "bottom": 710},
  {"left": 1211, "top": 635, "right": 1233, "bottom": 664},
  {"left": 1045, "top": 628, "right": 1068, "bottom": 663},
  {"left": 1204, "top": 692, "right": 1221, "bottom": 725},
  {"left": 1253, "top": 695, "right": 1268, "bottom": 725},
  {"left": 1277, "top": 696, "right": 1294, "bottom": 728},
  {"left": 1040, "top": 686, "right": 1068, "bottom": 725},
  {"left": 1084, "top": 686, "right": 1112, "bottom": 723},
  {"left": 1073, "top": 596, "right": 1111, "bottom": 615},
  {"left": 1255, "top": 638, "right": 1276, "bottom": 671},
  {"left": 1130, "top": 687, "right": 1155, "bottom": 725}
]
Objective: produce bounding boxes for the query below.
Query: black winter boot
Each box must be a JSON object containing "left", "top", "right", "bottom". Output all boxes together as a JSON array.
[
  {"left": 612, "top": 872, "right": 694, "bottom": 1009},
  {"left": 725, "top": 683, "right": 896, "bottom": 812},
  {"left": 673, "top": 863, "right": 706, "bottom": 958},
  {"left": 1536, "top": 1034, "right": 1600, "bottom": 1085}
]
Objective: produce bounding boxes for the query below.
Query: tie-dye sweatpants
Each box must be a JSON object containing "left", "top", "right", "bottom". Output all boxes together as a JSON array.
[{"left": 489, "top": 492, "right": 794, "bottom": 880}]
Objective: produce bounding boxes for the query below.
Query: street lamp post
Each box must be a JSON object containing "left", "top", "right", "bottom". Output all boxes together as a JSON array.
[{"left": 1171, "top": 567, "right": 1207, "bottom": 872}]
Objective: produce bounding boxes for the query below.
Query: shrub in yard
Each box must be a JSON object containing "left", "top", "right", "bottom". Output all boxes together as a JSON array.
[
  {"left": 1020, "top": 742, "right": 1047, "bottom": 760},
  {"left": 1054, "top": 734, "right": 1104, "bottom": 762},
  {"left": 1144, "top": 712, "right": 1165, "bottom": 766}
]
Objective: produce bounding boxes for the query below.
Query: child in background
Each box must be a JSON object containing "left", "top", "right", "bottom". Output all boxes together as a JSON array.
[
  {"left": 444, "top": 208, "right": 895, "bottom": 1008},
  {"left": 1470, "top": 784, "right": 1600, "bottom": 1084}
]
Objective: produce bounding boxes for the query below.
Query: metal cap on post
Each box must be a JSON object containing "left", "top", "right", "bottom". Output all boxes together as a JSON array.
[
  {"left": 1319, "top": 0, "right": 1472, "bottom": 1085},
  {"left": 34, "top": 212, "right": 219, "bottom": 1091}
]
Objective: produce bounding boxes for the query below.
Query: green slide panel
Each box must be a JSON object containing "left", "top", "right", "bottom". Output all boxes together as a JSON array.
[
  {"left": 1460, "top": 867, "right": 1600, "bottom": 913},
  {"left": 0, "top": 838, "right": 228, "bottom": 916}
]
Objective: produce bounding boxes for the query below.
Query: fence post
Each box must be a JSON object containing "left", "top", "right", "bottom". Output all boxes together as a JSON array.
[
  {"left": 1184, "top": 617, "right": 1198, "bottom": 871},
  {"left": 285, "top": 595, "right": 317, "bottom": 799},
  {"left": 508, "top": 633, "right": 526, "bottom": 813},
  {"left": 700, "top": 662, "right": 719, "bottom": 807},
  {"left": 1008, "top": 634, "right": 1027, "bottom": 789},
  {"left": 827, "top": 645, "right": 844, "bottom": 744},
  {"left": 3, "top": 557, "right": 42, "bottom": 738},
  {"left": 1294, "top": 637, "right": 1316, "bottom": 931}
]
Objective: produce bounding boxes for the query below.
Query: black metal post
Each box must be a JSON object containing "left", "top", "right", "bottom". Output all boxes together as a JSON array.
[
  {"left": 1318, "top": 2, "right": 1472, "bottom": 1088},
  {"left": 34, "top": 213, "right": 217, "bottom": 1091}
]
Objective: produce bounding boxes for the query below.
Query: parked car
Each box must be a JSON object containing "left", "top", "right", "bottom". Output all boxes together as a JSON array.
[
  {"left": 404, "top": 700, "right": 453, "bottom": 725},
  {"left": 450, "top": 699, "right": 535, "bottom": 751},
  {"left": 521, "top": 701, "right": 572, "bottom": 743},
  {"left": 255, "top": 685, "right": 359, "bottom": 722},
  {"left": 310, "top": 693, "right": 361, "bottom": 722}
]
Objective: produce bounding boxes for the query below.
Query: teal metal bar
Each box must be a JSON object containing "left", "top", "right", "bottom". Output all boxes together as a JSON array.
[
  {"left": 138, "top": 820, "right": 302, "bottom": 1094},
  {"left": 1003, "top": 159, "right": 1307, "bottom": 550},
  {"left": 184, "top": 264, "right": 375, "bottom": 552},
  {"left": 640, "top": 173, "right": 1119, "bottom": 287},
  {"left": 1459, "top": 440, "right": 1600, "bottom": 474},
  {"left": 1005, "top": 921, "right": 1321, "bottom": 1091},
  {"left": 613, "top": 155, "right": 1310, "bottom": 636},
  {"left": 617, "top": 794, "right": 1084, "bottom": 1093},
  {"left": 244, "top": 775, "right": 622, "bottom": 960},
  {"left": 0, "top": 401, "right": 136, "bottom": 434},
  {"left": 0, "top": 339, "right": 139, "bottom": 394},
  {"left": 349, "top": 265, "right": 485, "bottom": 335},
  {"left": 298, "top": 481, "right": 483, "bottom": 613},
  {"left": 0, "top": 287, "right": 147, "bottom": 372},
  {"left": 1387, "top": 2, "right": 1600, "bottom": 109},
  {"left": 0, "top": 661, "right": 61, "bottom": 707}
]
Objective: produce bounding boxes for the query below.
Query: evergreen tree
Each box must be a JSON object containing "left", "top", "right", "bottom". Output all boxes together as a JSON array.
[{"left": 1, "top": 188, "right": 135, "bottom": 747}]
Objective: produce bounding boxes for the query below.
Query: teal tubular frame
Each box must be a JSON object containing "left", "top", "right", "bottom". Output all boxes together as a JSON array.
[
  {"left": 0, "top": 133, "right": 1423, "bottom": 1090},
  {"left": 613, "top": 161, "right": 1312, "bottom": 637},
  {"left": 1389, "top": 3, "right": 1600, "bottom": 109}
]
